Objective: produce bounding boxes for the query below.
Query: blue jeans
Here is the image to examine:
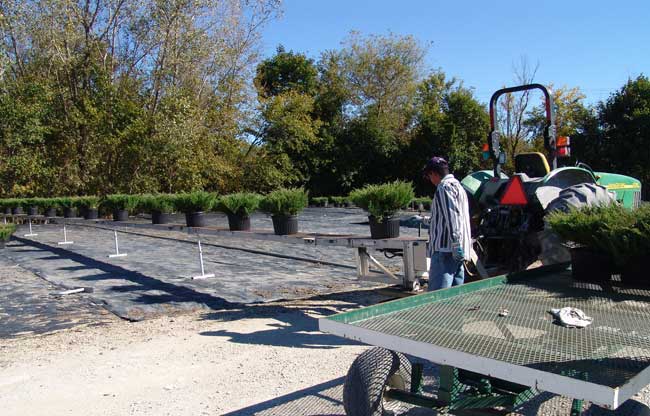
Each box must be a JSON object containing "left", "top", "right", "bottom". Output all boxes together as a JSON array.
[{"left": 428, "top": 252, "right": 464, "bottom": 291}]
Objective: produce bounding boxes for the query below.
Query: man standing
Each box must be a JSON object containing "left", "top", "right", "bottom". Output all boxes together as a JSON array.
[{"left": 421, "top": 157, "right": 472, "bottom": 290}]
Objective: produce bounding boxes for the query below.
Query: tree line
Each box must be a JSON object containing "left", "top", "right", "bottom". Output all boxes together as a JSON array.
[{"left": 1, "top": 2, "right": 648, "bottom": 199}]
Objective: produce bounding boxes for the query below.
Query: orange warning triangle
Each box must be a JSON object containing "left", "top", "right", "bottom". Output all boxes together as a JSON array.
[{"left": 500, "top": 175, "right": 528, "bottom": 205}]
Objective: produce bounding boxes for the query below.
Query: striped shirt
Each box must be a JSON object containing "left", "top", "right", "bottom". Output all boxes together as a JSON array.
[{"left": 427, "top": 174, "right": 472, "bottom": 260}]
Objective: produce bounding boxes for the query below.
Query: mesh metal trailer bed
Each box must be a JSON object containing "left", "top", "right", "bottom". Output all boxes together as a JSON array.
[{"left": 319, "top": 265, "right": 650, "bottom": 415}]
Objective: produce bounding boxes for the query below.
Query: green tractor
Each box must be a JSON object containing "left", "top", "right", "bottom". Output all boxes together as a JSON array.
[{"left": 461, "top": 84, "right": 642, "bottom": 274}]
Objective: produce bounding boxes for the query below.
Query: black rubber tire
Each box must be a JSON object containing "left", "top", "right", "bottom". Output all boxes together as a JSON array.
[{"left": 343, "top": 347, "right": 412, "bottom": 416}]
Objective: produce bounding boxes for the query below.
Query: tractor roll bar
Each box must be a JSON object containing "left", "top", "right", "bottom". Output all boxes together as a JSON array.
[{"left": 487, "top": 84, "right": 557, "bottom": 175}]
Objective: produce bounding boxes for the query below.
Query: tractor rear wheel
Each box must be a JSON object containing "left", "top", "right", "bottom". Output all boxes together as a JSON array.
[{"left": 343, "top": 347, "right": 412, "bottom": 416}]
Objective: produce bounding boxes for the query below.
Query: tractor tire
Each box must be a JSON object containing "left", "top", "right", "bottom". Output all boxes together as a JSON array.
[{"left": 343, "top": 347, "right": 412, "bottom": 416}]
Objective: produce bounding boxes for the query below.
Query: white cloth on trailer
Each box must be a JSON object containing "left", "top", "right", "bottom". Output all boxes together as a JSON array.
[{"left": 549, "top": 307, "right": 593, "bottom": 328}]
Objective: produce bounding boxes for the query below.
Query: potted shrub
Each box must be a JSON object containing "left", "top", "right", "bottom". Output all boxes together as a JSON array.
[
  {"left": 0, "top": 223, "right": 16, "bottom": 248},
  {"left": 312, "top": 197, "right": 329, "bottom": 208},
  {"left": 23, "top": 198, "right": 39, "bottom": 216},
  {"left": 349, "top": 181, "right": 415, "bottom": 239},
  {"left": 260, "top": 188, "right": 308, "bottom": 235},
  {"left": 0, "top": 199, "right": 11, "bottom": 215},
  {"left": 331, "top": 196, "right": 345, "bottom": 207},
  {"left": 141, "top": 194, "right": 176, "bottom": 225},
  {"left": 56, "top": 197, "right": 79, "bottom": 218},
  {"left": 605, "top": 204, "right": 650, "bottom": 286},
  {"left": 174, "top": 191, "right": 217, "bottom": 227},
  {"left": 41, "top": 198, "right": 60, "bottom": 218},
  {"left": 11, "top": 198, "right": 24, "bottom": 215},
  {"left": 103, "top": 194, "right": 138, "bottom": 221},
  {"left": 547, "top": 204, "right": 630, "bottom": 283},
  {"left": 217, "top": 192, "right": 261, "bottom": 231},
  {"left": 76, "top": 196, "right": 100, "bottom": 220},
  {"left": 411, "top": 197, "right": 431, "bottom": 211}
]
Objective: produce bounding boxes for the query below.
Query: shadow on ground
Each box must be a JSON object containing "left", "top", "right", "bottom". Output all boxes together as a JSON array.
[{"left": 199, "top": 289, "right": 388, "bottom": 349}]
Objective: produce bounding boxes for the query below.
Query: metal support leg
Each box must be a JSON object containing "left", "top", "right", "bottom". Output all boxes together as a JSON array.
[
  {"left": 410, "top": 362, "right": 424, "bottom": 394},
  {"left": 402, "top": 242, "right": 421, "bottom": 291},
  {"left": 355, "top": 247, "right": 370, "bottom": 278},
  {"left": 570, "top": 398, "right": 584, "bottom": 416},
  {"left": 108, "top": 230, "right": 127, "bottom": 258},
  {"left": 438, "top": 365, "right": 462, "bottom": 406}
]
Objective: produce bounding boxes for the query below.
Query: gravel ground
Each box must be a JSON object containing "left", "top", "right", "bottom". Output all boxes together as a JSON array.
[{"left": 3, "top": 282, "right": 650, "bottom": 416}]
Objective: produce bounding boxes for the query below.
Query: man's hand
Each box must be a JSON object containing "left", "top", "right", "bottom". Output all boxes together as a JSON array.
[{"left": 452, "top": 242, "right": 464, "bottom": 262}]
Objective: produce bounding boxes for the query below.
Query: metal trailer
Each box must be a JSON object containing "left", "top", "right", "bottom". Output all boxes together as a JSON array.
[
  {"left": 319, "top": 264, "right": 650, "bottom": 415},
  {"left": 39, "top": 216, "right": 429, "bottom": 291}
]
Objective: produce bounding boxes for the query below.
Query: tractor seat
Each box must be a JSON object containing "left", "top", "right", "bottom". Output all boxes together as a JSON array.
[{"left": 514, "top": 152, "right": 550, "bottom": 178}]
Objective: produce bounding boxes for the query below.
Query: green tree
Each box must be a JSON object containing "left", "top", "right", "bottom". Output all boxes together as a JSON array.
[
  {"left": 408, "top": 71, "right": 489, "bottom": 193},
  {"left": 259, "top": 90, "right": 322, "bottom": 183},
  {"left": 598, "top": 75, "right": 650, "bottom": 198},
  {"left": 254, "top": 46, "right": 319, "bottom": 98}
]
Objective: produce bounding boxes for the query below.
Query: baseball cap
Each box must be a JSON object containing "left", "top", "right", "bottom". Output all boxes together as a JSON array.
[{"left": 422, "top": 156, "right": 448, "bottom": 176}]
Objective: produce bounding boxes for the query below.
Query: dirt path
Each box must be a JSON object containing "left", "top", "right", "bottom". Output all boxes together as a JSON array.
[{"left": 0, "top": 291, "right": 383, "bottom": 416}]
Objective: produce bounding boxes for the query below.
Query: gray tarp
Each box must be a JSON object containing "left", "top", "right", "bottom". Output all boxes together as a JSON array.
[{"left": 538, "top": 183, "right": 616, "bottom": 265}]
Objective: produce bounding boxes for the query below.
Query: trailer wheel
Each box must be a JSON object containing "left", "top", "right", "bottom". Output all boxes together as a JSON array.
[{"left": 343, "top": 347, "right": 412, "bottom": 416}]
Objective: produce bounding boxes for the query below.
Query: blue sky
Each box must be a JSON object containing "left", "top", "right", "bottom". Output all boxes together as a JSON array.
[{"left": 261, "top": 0, "right": 649, "bottom": 105}]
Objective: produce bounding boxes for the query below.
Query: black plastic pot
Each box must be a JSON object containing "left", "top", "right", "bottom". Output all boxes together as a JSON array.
[
  {"left": 271, "top": 215, "right": 298, "bottom": 235},
  {"left": 12, "top": 207, "right": 23, "bottom": 215},
  {"left": 227, "top": 214, "right": 251, "bottom": 231},
  {"left": 63, "top": 207, "right": 76, "bottom": 218},
  {"left": 570, "top": 247, "right": 614, "bottom": 283},
  {"left": 621, "top": 257, "right": 646, "bottom": 287},
  {"left": 113, "top": 209, "right": 129, "bottom": 221},
  {"left": 368, "top": 216, "right": 400, "bottom": 239},
  {"left": 45, "top": 208, "right": 57, "bottom": 218},
  {"left": 84, "top": 208, "right": 99, "bottom": 220},
  {"left": 27, "top": 206, "right": 39, "bottom": 216},
  {"left": 185, "top": 211, "right": 206, "bottom": 227},
  {"left": 152, "top": 211, "right": 173, "bottom": 225}
]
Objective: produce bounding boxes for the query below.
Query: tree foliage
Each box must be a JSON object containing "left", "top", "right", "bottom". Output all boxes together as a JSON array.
[{"left": 2, "top": 7, "right": 645, "bottom": 202}]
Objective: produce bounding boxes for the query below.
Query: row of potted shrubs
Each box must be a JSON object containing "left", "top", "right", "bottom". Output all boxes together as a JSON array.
[
  {"left": 1, "top": 181, "right": 418, "bottom": 238},
  {"left": 0, "top": 190, "right": 309, "bottom": 235},
  {"left": 548, "top": 203, "right": 650, "bottom": 286}
]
